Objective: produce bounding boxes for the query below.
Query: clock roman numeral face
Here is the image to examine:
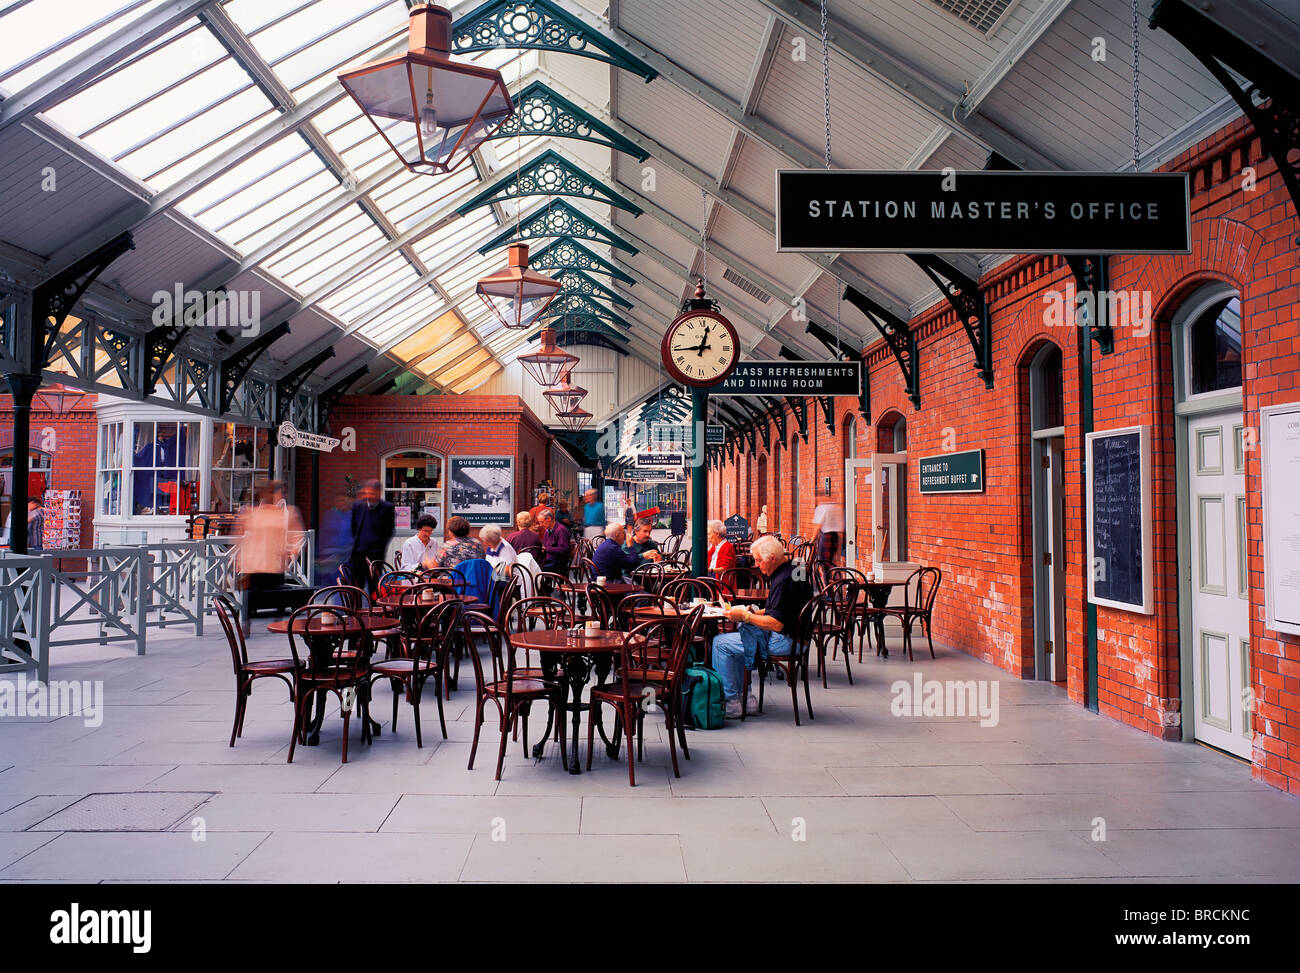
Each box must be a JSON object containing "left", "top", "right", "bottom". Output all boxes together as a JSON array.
[{"left": 669, "top": 315, "right": 735, "bottom": 382}]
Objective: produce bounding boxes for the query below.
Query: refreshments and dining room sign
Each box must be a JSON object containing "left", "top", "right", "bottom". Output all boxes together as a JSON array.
[
  {"left": 775, "top": 170, "right": 1192, "bottom": 254},
  {"left": 709, "top": 360, "right": 861, "bottom": 397}
]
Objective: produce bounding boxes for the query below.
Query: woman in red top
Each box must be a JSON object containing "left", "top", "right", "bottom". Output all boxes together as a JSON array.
[{"left": 706, "top": 519, "right": 737, "bottom": 582}]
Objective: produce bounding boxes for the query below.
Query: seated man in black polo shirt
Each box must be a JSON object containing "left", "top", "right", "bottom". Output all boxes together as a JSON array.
[{"left": 712, "top": 534, "right": 811, "bottom": 718}]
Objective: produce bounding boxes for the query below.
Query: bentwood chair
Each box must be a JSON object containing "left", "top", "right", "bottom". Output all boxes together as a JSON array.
[
  {"left": 876, "top": 567, "right": 943, "bottom": 661},
  {"left": 718, "top": 566, "right": 765, "bottom": 596},
  {"left": 630, "top": 561, "right": 666, "bottom": 593},
  {"left": 285, "top": 605, "right": 375, "bottom": 764},
  {"left": 534, "top": 570, "right": 569, "bottom": 599},
  {"left": 215, "top": 593, "right": 298, "bottom": 748},
  {"left": 367, "top": 599, "right": 462, "bottom": 746},
  {"left": 583, "top": 583, "right": 617, "bottom": 629},
  {"left": 755, "top": 596, "right": 819, "bottom": 726},
  {"left": 462, "top": 611, "right": 564, "bottom": 780},
  {"left": 661, "top": 576, "right": 720, "bottom": 603},
  {"left": 588, "top": 614, "right": 697, "bottom": 784},
  {"left": 505, "top": 597, "right": 573, "bottom": 678},
  {"left": 421, "top": 567, "right": 468, "bottom": 594},
  {"left": 813, "top": 579, "right": 859, "bottom": 688}
]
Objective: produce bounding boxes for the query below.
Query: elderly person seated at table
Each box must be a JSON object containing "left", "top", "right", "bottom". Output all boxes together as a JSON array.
[
  {"left": 537, "top": 508, "right": 571, "bottom": 574},
  {"left": 705, "top": 519, "right": 737, "bottom": 580},
  {"left": 592, "top": 522, "right": 652, "bottom": 582},
  {"left": 507, "top": 510, "right": 542, "bottom": 552},
  {"left": 711, "top": 534, "right": 810, "bottom": 719},
  {"left": 436, "top": 515, "right": 485, "bottom": 569},
  {"left": 480, "top": 524, "right": 516, "bottom": 567}
]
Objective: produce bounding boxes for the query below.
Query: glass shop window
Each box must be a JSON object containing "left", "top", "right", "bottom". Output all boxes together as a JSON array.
[
  {"left": 384, "top": 451, "right": 444, "bottom": 528},
  {"left": 211, "top": 422, "right": 271, "bottom": 513},
  {"left": 131, "top": 421, "right": 200, "bottom": 516},
  {"left": 98, "top": 422, "right": 123, "bottom": 516}
]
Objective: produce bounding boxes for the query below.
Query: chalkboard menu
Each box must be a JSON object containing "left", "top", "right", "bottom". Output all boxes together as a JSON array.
[{"left": 1086, "top": 425, "right": 1153, "bottom": 614}]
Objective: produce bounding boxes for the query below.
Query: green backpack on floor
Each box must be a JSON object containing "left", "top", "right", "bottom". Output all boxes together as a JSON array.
[{"left": 682, "top": 666, "right": 726, "bottom": 730}]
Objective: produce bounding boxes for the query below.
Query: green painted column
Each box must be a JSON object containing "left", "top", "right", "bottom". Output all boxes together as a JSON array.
[{"left": 691, "top": 386, "right": 708, "bottom": 577}]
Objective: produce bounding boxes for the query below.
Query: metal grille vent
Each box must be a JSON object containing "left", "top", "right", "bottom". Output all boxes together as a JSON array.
[
  {"left": 721, "top": 267, "right": 773, "bottom": 304},
  {"left": 929, "top": 0, "right": 1017, "bottom": 34}
]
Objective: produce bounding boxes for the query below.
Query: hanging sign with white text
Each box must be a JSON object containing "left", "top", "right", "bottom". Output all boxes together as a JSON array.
[
  {"left": 708, "top": 360, "right": 861, "bottom": 397},
  {"left": 276, "top": 421, "right": 340, "bottom": 452},
  {"left": 636, "top": 452, "right": 685, "bottom": 469},
  {"left": 775, "top": 170, "right": 1192, "bottom": 254}
]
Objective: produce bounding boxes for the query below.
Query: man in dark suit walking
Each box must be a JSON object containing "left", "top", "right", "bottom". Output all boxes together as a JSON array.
[{"left": 349, "top": 479, "right": 395, "bottom": 594}]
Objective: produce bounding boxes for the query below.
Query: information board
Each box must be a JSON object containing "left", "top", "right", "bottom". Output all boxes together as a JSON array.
[
  {"left": 725, "top": 514, "right": 749, "bottom": 545},
  {"left": 1086, "top": 425, "right": 1153, "bottom": 614},
  {"left": 1261, "top": 401, "right": 1300, "bottom": 635}
]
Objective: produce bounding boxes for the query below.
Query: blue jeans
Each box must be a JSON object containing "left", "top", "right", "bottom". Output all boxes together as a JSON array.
[{"left": 711, "top": 624, "right": 794, "bottom": 701}]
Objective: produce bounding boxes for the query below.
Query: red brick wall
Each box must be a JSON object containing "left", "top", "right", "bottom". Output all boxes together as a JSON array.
[
  {"left": 709, "top": 115, "right": 1300, "bottom": 795},
  {"left": 297, "top": 394, "right": 553, "bottom": 532},
  {"left": 0, "top": 393, "right": 98, "bottom": 548}
]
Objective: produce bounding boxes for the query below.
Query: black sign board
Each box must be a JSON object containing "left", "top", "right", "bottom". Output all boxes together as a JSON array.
[
  {"left": 918, "top": 449, "right": 985, "bottom": 494},
  {"left": 1087, "top": 426, "right": 1153, "bottom": 614},
  {"left": 636, "top": 452, "right": 684, "bottom": 468},
  {"left": 724, "top": 514, "right": 749, "bottom": 545},
  {"left": 709, "top": 360, "right": 861, "bottom": 397},
  {"left": 776, "top": 170, "right": 1192, "bottom": 254}
]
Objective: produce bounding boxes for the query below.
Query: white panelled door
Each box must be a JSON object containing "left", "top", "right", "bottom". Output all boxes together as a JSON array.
[{"left": 1188, "top": 411, "right": 1251, "bottom": 758}]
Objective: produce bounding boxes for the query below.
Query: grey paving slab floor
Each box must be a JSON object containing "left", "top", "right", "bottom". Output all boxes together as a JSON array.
[{"left": 1, "top": 625, "right": 1296, "bottom": 883}]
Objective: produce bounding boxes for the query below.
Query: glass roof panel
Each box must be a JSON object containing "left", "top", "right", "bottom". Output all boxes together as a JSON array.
[
  {"left": 179, "top": 132, "right": 322, "bottom": 223},
  {"left": 126, "top": 95, "right": 279, "bottom": 188},
  {"left": 0, "top": 0, "right": 168, "bottom": 89},
  {"left": 223, "top": 170, "right": 340, "bottom": 248}
]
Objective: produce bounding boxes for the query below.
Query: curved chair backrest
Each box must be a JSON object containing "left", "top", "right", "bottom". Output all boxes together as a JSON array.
[
  {"left": 718, "top": 566, "right": 765, "bottom": 595},
  {"left": 907, "top": 566, "right": 942, "bottom": 612},
  {"left": 285, "top": 605, "right": 372, "bottom": 679},
  {"left": 821, "top": 579, "right": 861, "bottom": 631},
  {"left": 661, "top": 576, "right": 719, "bottom": 603},
  {"left": 213, "top": 592, "right": 246, "bottom": 672},
  {"left": 534, "top": 571, "right": 569, "bottom": 598},
  {"left": 311, "top": 585, "right": 370, "bottom": 612},
  {"left": 377, "top": 570, "right": 421, "bottom": 591},
  {"left": 408, "top": 598, "right": 463, "bottom": 665},
  {"left": 583, "top": 583, "right": 617, "bottom": 628},
  {"left": 828, "top": 566, "right": 868, "bottom": 585},
  {"left": 505, "top": 596, "right": 573, "bottom": 635},
  {"left": 460, "top": 609, "right": 505, "bottom": 693}
]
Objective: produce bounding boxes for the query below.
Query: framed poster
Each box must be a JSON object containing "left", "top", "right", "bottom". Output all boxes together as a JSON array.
[
  {"left": 1086, "top": 425, "right": 1154, "bottom": 614},
  {"left": 449, "top": 455, "right": 514, "bottom": 525},
  {"left": 1261, "top": 401, "right": 1300, "bottom": 635}
]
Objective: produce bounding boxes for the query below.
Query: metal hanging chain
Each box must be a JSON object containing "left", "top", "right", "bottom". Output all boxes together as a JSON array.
[
  {"left": 821, "top": 0, "right": 832, "bottom": 170},
  {"left": 700, "top": 188, "right": 709, "bottom": 294},
  {"left": 515, "top": 55, "right": 524, "bottom": 235},
  {"left": 821, "top": 0, "right": 842, "bottom": 359},
  {"left": 1132, "top": 0, "right": 1141, "bottom": 172}
]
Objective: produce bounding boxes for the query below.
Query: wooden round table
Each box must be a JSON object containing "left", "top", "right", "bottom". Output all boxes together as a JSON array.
[
  {"left": 508, "top": 629, "right": 645, "bottom": 774},
  {"left": 562, "top": 582, "right": 642, "bottom": 597},
  {"left": 267, "top": 614, "right": 401, "bottom": 637}
]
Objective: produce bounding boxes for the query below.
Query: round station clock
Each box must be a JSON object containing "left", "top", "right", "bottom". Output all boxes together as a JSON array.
[{"left": 661, "top": 294, "right": 740, "bottom": 388}]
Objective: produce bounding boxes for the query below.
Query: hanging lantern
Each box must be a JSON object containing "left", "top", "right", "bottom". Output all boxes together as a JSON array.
[
  {"left": 517, "top": 327, "right": 579, "bottom": 387},
  {"left": 475, "top": 244, "right": 563, "bottom": 331},
  {"left": 543, "top": 378, "right": 588, "bottom": 415},
  {"left": 338, "top": 4, "right": 513, "bottom": 176},
  {"left": 555, "top": 404, "right": 593, "bottom": 432}
]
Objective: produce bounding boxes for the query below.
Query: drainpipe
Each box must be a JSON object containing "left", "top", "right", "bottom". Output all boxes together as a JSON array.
[{"left": 1079, "top": 303, "right": 1100, "bottom": 713}]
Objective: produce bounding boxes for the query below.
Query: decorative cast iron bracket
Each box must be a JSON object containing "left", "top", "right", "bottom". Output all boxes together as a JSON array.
[
  {"left": 530, "top": 319, "right": 630, "bottom": 347},
  {"left": 219, "top": 322, "right": 289, "bottom": 416},
  {"left": 479, "top": 200, "right": 637, "bottom": 256},
  {"left": 529, "top": 237, "right": 635, "bottom": 284},
  {"left": 452, "top": 0, "right": 658, "bottom": 82},
  {"left": 735, "top": 399, "right": 770, "bottom": 452},
  {"left": 843, "top": 286, "right": 920, "bottom": 409},
  {"left": 760, "top": 395, "right": 786, "bottom": 447},
  {"left": 1151, "top": 0, "right": 1300, "bottom": 230},
  {"left": 555, "top": 269, "right": 633, "bottom": 309},
  {"left": 817, "top": 396, "right": 835, "bottom": 435},
  {"left": 1064, "top": 254, "right": 1114, "bottom": 354},
  {"left": 488, "top": 80, "right": 649, "bottom": 160},
  {"left": 143, "top": 319, "right": 193, "bottom": 396},
  {"left": 789, "top": 396, "right": 809, "bottom": 443},
  {"left": 458, "top": 150, "right": 643, "bottom": 217},
  {"left": 33, "top": 232, "right": 134, "bottom": 369},
  {"left": 805, "top": 320, "right": 871, "bottom": 423},
  {"left": 275, "top": 347, "right": 335, "bottom": 424},
  {"left": 544, "top": 293, "right": 636, "bottom": 329},
  {"left": 908, "top": 254, "right": 993, "bottom": 389}
]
